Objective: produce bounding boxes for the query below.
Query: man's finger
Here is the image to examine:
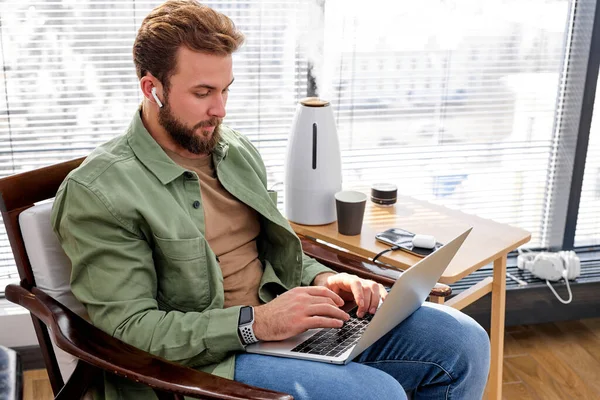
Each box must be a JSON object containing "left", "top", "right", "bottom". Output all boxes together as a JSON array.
[
  {"left": 304, "top": 316, "right": 345, "bottom": 330},
  {"left": 368, "top": 282, "right": 380, "bottom": 315},
  {"left": 306, "top": 294, "right": 338, "bottom": 307},
  {"left": 306, "top": 304, "right": 350, "bottom": 321},
  {"left": 305, "top": 285, "right": 344, "bottom": 306},
  {"left": 379, "top": 284, "right": 388, "bottom": 302},
  {"left": 350, "top": 280, "right": 367, "bottom": 316},
  {"left": 361, "top": 285, "right": 373, "bottom": 317}
]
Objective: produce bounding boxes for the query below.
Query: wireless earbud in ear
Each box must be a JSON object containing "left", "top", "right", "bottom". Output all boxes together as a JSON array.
[{"left": 151, "top": 87, "right": 163, "bottom": 108}]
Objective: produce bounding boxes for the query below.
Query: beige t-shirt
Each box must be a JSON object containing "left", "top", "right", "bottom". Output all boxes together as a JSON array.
[{"left": 163, "top": 148, "right": 263, "bottom": 308}]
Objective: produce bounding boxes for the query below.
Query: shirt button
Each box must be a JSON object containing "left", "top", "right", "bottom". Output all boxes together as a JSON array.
[
  {"left": 184, "top": 171, "right": 193, "bottom": 179},
  {"left": 193, "top": 200, "right": 201, "bottom": 209}
]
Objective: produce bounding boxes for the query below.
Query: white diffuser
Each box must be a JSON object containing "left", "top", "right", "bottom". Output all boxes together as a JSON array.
[{"left": 285, "top": 97, "right": 342, "bottom": 225}]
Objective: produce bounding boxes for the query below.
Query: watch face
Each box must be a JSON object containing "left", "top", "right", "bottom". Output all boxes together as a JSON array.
[{"left": 239, "top": 306, "right": 253, "bottom": 324}]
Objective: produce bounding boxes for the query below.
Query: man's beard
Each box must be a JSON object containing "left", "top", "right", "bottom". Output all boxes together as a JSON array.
[{"left": 158, "top": 96, "right": 222, "bottom": 155}]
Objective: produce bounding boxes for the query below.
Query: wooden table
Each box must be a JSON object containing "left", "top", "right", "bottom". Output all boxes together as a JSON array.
[{"left": 290, "top": 194, "right": 531, "bottom": 400}]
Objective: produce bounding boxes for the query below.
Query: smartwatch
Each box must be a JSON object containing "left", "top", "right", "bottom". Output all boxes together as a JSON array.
[{"left": 238, "top": 306, "right": 259, "bottom": 346}]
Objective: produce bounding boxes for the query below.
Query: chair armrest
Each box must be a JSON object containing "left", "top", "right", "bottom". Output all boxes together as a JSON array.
[
  {"left": 300, "top": 237, "right": 452, "bottom": 298},
  {"left": 4, "top": 284, "right": 291, "bottom": 400}
]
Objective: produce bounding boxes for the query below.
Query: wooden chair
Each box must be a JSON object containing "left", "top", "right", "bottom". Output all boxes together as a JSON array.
[{"left": 0, "top": 157, "right": 451, "bottom": 399}]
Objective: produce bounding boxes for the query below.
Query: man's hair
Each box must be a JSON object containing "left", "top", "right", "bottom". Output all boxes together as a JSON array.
[{"left": 133, "top": 0, "right": 245, "bottom": 89}]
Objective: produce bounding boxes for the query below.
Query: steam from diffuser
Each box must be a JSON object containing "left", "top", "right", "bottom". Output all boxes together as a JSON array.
[{"left": 297, "top": 0, "right": 326, "bottom": 97}]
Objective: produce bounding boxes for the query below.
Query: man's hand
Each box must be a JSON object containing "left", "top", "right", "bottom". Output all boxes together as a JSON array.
[
  {"left": 253, "top": 286, "right": 350, "bottom": 342},
  {"left": 313, "top": 272, "right": 388, "bottom": 318}
]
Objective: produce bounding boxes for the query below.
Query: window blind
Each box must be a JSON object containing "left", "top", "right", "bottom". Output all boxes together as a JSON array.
[
  {"left": 300, "top": 0, "right": 585, "bottom": 248},
  {"left": 0, "top": 0, "right": 597, "bottom": 293},
  {"left": 0, "top": 0, "right": 308, "bottom": 292},
  {"left": 575, "top": 73, "right": 600, "bottom": 247}
]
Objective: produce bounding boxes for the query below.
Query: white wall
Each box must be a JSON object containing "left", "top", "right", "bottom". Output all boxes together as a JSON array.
[{"left": 0, "top": 299, "right": 38, "bottom": 347}]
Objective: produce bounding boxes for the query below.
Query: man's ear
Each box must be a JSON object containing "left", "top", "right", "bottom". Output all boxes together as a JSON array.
[{"left": 140, "top": 74, "right": 163, "bottom": 108}]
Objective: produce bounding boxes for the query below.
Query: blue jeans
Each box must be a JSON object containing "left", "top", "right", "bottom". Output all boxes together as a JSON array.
[{"left": 234, "top": 303, "right": 490, "bottom": 399}]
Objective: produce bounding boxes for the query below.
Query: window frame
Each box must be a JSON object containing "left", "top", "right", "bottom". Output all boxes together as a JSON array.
[{"left": 561, "top": 0, "right": 600, "bottom": 250}]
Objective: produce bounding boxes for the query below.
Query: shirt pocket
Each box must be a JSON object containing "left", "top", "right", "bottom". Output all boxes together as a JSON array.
[{"left": 153, "top": 234, "right": 211, "bottom": 311}]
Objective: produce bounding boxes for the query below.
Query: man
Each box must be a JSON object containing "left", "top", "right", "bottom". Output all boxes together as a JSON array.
[{"left": 51, "top": 1, "right": 490, "bottom": 399}]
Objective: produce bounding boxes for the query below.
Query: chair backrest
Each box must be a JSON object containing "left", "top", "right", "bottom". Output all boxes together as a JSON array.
[
  {"left": 0, "top": 157, "right": 84, "bottom": 395},
  {"left": 20, "top": 200, "right": 90, "bottom": 383},
  {"left": 19, "top": 202, "right": 88, "bottom": 318}
]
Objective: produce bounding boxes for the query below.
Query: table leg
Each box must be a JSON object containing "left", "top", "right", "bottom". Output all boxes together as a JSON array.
[{"left": 486, "top": 255, "right": 506, "bottom": 400}]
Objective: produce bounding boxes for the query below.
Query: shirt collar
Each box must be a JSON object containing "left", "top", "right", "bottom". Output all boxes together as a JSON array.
[{"left": 127, "top": 107, "right": 229, "bottom": 185}]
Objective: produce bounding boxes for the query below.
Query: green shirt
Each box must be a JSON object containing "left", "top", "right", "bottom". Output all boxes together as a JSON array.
[{"left": 51, "top": 109, "right": 333, "bottom": 399}]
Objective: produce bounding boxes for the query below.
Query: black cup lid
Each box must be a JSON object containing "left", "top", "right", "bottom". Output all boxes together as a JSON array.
[{"left": 371, "top": 183, "right": 397, "bottom": 200}]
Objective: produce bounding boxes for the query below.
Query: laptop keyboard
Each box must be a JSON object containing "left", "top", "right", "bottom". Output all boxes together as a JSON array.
[{"left": 290, "top": 308, "right": 374, "bottom": 357}]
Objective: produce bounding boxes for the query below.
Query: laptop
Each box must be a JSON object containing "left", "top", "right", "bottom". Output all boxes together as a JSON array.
[{"left": 246, "top": 228, "right": 472, "bottom": 364}]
